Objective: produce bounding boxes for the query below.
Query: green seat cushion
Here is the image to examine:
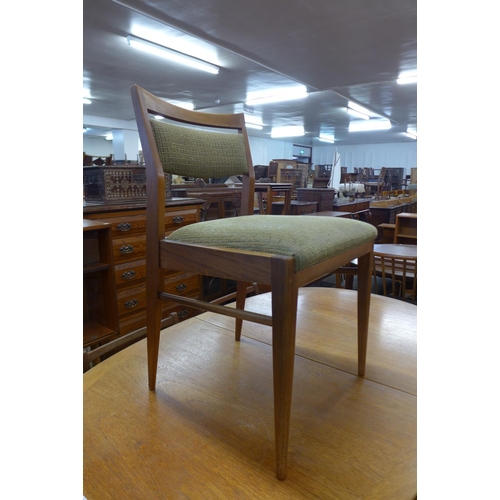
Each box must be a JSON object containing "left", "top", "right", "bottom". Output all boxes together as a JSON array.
[{"left": 166, "top": 215, "right": 377, "bottom": 272}]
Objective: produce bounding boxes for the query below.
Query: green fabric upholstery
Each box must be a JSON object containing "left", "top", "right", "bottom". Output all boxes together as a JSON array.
[
  {"left": 166, "top": 215, "right": 377, "bottom": 272},
  {"left": 150, "top": 119, "right": 249, "bottom": 178}
]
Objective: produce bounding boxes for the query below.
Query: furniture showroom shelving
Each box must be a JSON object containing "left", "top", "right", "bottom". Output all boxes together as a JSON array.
[{"left": 394, "top": 212, "right": 417, "bottom": 244}]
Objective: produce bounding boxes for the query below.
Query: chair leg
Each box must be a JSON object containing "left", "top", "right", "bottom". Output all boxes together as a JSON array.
[
  {"left": 356, "top": 251, "right": 372, "bottom": 377},
  {"left": 146, "top": 295, "right": 163, "bottom": 390},
  {"left": 271, "top": 258, "right": 298, "bottom": 480},
  {"left": 234, "top": 281, "right": 248, "bottom": 341}
]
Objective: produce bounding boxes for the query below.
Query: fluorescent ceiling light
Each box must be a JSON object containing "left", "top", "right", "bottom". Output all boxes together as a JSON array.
[
  {"left": 405, "top": 129, "right": 417, "bottom": 139},
  {"left": 319, "top": 134, "right": 335, "bottom": 143},
  {"left": 83, "top": 98, "right": 92, "bottom": 105},
  {"left": 349, "top": 120, "right": 392, "bottom": 132},
  {"left": 245, "top": 115, "right": 263, "bottom": 130},
  {"left": 397, "top": 75, "right": 417, "bottom": 84},
  {"left": 347, "top": 108, "right": 369, "bottom": 119},
  {"left": 127, "top": 34, "right": 220, "bottom": 75},
  {"left": 347, "top": 101, "right": 370, "bottom": 119},
  {"left": 271, "top": 125, "right": 305, "bottom": 138},
  {"left": 246, "top": 86, "right": 308, "bottom": 106},
  {"left": 105, "top": 133, "right": 113, "bottom": 141}
]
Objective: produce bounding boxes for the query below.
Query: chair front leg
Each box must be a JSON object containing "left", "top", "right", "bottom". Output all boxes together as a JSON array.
[
  {"left": 356, "top": 251, "right": 373, "bottom": 377},
  {"left": 271, "top": 257, "right": 298, "bottom": 480}
]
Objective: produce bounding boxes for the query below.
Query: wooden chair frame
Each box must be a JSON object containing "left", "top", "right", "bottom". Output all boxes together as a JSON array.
[{"left": 131, "top": 84, "right": 375, "bottom": 480}]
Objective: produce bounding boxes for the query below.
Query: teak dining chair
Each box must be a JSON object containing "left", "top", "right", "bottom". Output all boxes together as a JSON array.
[{"left": 130, "top": 84, "right": 378, "bottom": 480}]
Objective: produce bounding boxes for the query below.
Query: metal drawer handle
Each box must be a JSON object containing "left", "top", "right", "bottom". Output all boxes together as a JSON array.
[
  {"left": 178, "top": 309, "right": 188, "bottom": 318},
  {"left": 173, "top": 216, "right": 184, "bottom": 224},
  {"left": 120, "top": 245, "right": 134, "bottom": 254},
  {"left": 122, "top": 270, "right": 136, "bottom": 280},
  {"left": 124, "top": 299, "right": 138, "bottom": 309},
  {"left": 117, "top": 222, "right": 132, "bottom": 232},
  {"left": 175, "top": 283, "right": 187, "bottom": 292}
]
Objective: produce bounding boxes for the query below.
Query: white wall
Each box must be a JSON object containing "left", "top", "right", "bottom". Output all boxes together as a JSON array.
[
  {"left": 248, "top": 136, "right": 294, "bottom": 165},
  {"left": 248, "top": 136, "right": 417, "bottom": 176},
  {"left": 83, "top": 136, "right": 113, "bottom": 157},
  {"left": 312, "top": 142, "right": 417, "bottom": 177}
]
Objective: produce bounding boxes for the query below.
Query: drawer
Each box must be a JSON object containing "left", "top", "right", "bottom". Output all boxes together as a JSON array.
[
  {"left": 114, "top": 259, "right": 146, "bottom": 288},
  {"left": 165, "top": 208, "right": 199, "bottom": 233},
  {"left": 293, "top": 202, "right": 317, "bottom": 215},
  {"left": 108, "top": 214, "right": 147, "bottom": 237},
  {"left": 118, "top": 301, "right": 200, "bottom": 335},
  {"left": 164, "top": 273, "right": 200, "bottom": 296},
  {"left": 319, "top": 193, "right": 336, "bottom": 203},
  {"left": 117, "top": 284, "right": 146, "bottom": 317},
  {"left": 112, "top": 234, "right": 147, "bottom": 264},
  {"left": 163, "top": 301, "right": 201, "bottom": 322}
]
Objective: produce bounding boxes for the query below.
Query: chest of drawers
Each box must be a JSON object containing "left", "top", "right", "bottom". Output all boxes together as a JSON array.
[{"left": 84, "top": 199, "right": 203, "bottom": 338}]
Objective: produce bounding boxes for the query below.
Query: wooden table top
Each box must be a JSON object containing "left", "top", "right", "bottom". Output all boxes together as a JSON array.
[
  {"left": 84, "top": 288, "right": 416, "bottom": 499},
  {"left": 374, "top": 243, "right": 417, "bottom": 259}
]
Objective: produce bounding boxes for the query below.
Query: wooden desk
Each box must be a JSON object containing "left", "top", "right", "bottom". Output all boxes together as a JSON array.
[
  {"left": 254, "top": 182, "right": 292, "bottom": 215},
  {"left": 84, "top": 288, "right": 416, "bottom": 499}
]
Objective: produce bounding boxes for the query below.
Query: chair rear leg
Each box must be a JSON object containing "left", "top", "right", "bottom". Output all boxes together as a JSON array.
[
  {"left": 234, "top": 281, "right": 248, "bottom": 341},
  {"left": 146, "top": 296, "right": 163, "bottom": 390},
  {"left": 271, "top": 258, "right": 298, "bottom": 480},
  {"left": 356, "top": 251, "right": 373, "bottom": 377}
]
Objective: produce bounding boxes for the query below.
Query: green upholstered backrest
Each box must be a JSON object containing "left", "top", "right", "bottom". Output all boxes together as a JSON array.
[{"left": 150, "top": 119, "right": 249, "bottom": 178}]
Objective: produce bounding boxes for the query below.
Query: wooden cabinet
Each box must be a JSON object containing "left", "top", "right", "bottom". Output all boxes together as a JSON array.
[
  {"left": 369, "top": 199, "right": 417, "bottom": 227},
  {"left": 334, "top": 199, "right": 371, "bottom": 221},
  {"left": 385, "top": 168, "right": 405, "bottom": 190},
  {"left": 84, "top": 199, "right": 203, "bottom": 339},
  {"left": 313, "top": 164, "right": 332, "bottom": 188},
  {"left": 394, "top": 213, "right": 417, "bottom": 244},
  {"left": 279, "top": 168, "right": 303, "bottom": 195},
  {"left": 296, "top": 188, "right": 337, "bottom": 212},
  {"left": 83, "top": 220, "right": 118, "bottom": 347},
  {"left": 272, "top": 159, "right": 309, "bottom": 192},
  {"left": 271, "top": 200, "right": 318, "bottom": 215}
]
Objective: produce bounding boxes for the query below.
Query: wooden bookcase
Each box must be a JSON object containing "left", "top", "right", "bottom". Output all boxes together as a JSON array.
[
  {"left": 394, "top": 212, "right": 417, "bottom": 244},
  {"left": 83, "top": 220, "right": 118, "bottom": 347}
]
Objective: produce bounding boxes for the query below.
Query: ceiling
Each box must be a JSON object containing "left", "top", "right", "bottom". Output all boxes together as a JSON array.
[{"left": 83, "top": 0, "right": 417, "bottom": 146}]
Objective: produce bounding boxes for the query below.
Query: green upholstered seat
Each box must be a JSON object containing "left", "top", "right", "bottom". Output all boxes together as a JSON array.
[{"left": 167, "top": 215, "right": 377, "bottom": 272}]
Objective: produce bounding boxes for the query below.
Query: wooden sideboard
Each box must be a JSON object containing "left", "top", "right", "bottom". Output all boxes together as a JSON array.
[
  {"left": 369, "top": 199, "right": 417, "bottom": 226},
  {"left": 334, "top": 199, "right": 371, "bottom": 222},
  {"left": 83, "top": 198, "right": 204, "bottom": 341},
  {"left": 296, "top": 188, "right": 337, "bottom": 212}
]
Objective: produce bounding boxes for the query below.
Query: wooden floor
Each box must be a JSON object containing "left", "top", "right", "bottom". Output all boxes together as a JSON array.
[{"left": 84, "top": 288, "right": 417, "bottom": 500}]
